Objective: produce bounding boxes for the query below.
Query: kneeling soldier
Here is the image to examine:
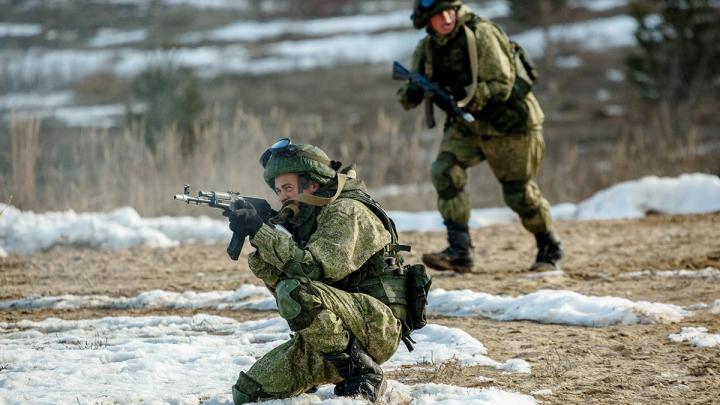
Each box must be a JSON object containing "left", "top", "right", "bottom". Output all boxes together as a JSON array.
[{"left": 227, "top": 139, "right": 418, "bottom": 404}]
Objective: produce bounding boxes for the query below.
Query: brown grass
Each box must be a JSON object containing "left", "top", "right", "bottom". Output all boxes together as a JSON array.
[
  {"left": 1, "top": 105, "right": 717, "bottom": 216},
  {"left": 9, "top": 113, "right": 40, "bottom": 210}
]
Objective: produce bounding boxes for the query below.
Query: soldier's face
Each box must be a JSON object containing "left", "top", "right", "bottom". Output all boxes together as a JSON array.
[
  {"left": 429, "top": 8, "right": 457, "bottom": 36},
  {"left": 274, "top": 173, "right": 319, "bottom": 204}
]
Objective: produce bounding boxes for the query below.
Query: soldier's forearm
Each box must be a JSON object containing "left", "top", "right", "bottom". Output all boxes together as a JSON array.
[{"left": 250, "top": 224, "right": 324, "bottom": 281}]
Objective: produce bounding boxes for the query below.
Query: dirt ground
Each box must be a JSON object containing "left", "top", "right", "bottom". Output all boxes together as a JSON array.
[{"left": 2, "top": 213, "right": 720, "bottom": 404}]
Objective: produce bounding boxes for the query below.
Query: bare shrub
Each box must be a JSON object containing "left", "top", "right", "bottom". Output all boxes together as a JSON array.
[
  {"left": 543, "top": 347, "right": 574, "bottom": 378},
  {"left": 3, "top": 100, "right": 717, "bottom": 216},
  {"left": 10, "top": 113, "right": 40, "bottom": 210}
]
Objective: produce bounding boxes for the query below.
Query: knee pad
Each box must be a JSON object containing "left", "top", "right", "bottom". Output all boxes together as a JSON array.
[
  {"left": 276, "top": 278, "right": 322, "bottom": 331},
  {"left": 431, "top": 152, "right": 466, "bottom": 199},
  {"left": 501, "top": 181, "right": 538, "bottom": 218},
  {"left": 276, "top": 278, "right": 302, "bottom": 321}
]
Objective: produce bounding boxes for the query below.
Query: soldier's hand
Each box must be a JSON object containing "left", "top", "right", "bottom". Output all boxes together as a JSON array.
[
  {"left": 405, "top": 82, "right": 425, "bottom": 104},
  {"left": 222, "top": 202, "right": 263, "bottom": 238},
  {"left": 430, "top": 92, "right": 455, "bottom": 115}
]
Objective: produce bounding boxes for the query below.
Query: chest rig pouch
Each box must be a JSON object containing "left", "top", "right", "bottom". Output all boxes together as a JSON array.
[
  {"left": 330, "top": 187, "right": 432, "bottom": 351},
  {"left": 423, "top": 16, "right": 539, "bottom": 134}
]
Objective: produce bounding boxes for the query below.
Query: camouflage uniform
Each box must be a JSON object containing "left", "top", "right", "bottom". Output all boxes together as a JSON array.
[
  {"left": 399, "top": 1, "right": 562, "bottom": 271},
  {"left": 231, "top": 144, "right": 407, "bottom": 404}
]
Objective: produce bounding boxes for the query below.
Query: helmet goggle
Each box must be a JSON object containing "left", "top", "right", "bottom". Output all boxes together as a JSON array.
[
  {"left": 419, "top": 0, "right": 437, "bottom": 9},
  {"left": 259, "top": 137, "right": 297, "bottom": 168}
]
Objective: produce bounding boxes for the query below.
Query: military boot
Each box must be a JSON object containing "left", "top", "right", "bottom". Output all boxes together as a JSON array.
[
  {"left": 323, "top": 336, "right": 386, "bottom": 403},
  {"left": 231, "top": 372, "right": 271, "bottom": 405},
  {"left": 530, "top": 231, "right": 564, "bottom": 271},
  {"left": 422, "top": 222, "right": 474, "bottom": 273}
]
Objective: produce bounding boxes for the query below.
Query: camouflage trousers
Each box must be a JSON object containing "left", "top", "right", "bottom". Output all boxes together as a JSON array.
[
  {"left": 232, "top": 279, "right": 402, "bottom": 403},
  {"left": 431, "top": 122, "right": 553, "bottom": 234}
]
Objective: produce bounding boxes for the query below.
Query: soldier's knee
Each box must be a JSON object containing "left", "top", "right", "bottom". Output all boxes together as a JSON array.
[
  {"left": 501, "top": 181, "right": 538, "bottom": 218},
  {"left": 275, "top": 278, "right": 321, "bottom": 331},
  {"left": 431, "top": 152, "right": 466, "bottom": 199},
  {"left": 232, "top": 372, "right": 269, "bottom": 405}
]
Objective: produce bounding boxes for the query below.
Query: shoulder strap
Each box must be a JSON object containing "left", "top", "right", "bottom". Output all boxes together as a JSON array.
[
  {"left": 456, "top": 24, "right": 479, "bottom": 108},
  {"left": 423, "top": 37, "right": 433, "bottom": 80},
  {"left": 423, "top": 22, "right": 479, "bottom": 108}
]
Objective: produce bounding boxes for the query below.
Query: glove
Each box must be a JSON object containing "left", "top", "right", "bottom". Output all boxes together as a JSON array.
[
  {"left": 222, "top": 202, "right": 263, "bottom": 238},
  {"left": 485, "top": 99, "right": 529, "bottom": 134},
  {"left": 405, "top": 82, "right": 425, "bottom": 105}
]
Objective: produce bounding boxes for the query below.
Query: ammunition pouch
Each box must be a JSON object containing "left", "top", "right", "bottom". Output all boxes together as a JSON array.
[
  {"left": 476, "top": 77, "right": 531, "bottom": 134},
  {"left": 404, "top": 263, "right": 432, "bottom": 331},
  {"left": 355, "top": 266, "right": 431, "bottom": 352}
]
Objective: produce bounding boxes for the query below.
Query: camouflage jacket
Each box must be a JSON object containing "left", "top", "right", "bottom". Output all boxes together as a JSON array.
[
  {"left": 399, "top": 5, "right": 544, "bottom": 135},
  {"left": 247, "top": 188, "right": 392, "bottom": 291}
]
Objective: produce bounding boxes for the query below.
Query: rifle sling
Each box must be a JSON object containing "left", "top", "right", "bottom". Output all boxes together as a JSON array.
[{"left": 457, "top": 24, "right": 478, "bottom": 108}]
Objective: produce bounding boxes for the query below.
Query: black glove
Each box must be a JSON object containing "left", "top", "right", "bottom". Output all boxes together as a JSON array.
[
  {"left": 222, "top": 202, "right": 263, "bottom": 238},
  {"left": 405, "top": 82, "right": 425, "bottom": 105},
  {"left": 485, "top": 99, "right": 529, "bottom": 134}
]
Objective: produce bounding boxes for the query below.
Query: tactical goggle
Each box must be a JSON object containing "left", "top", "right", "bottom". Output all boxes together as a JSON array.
[
  {"left": 259, "top": 137, "right": 332, "bottom": 168},
  {"left": 259, "top": 138, "right": 296, "bottom": 168},
  {"left": 418, "top": 0, "right": 438, "bottom": 9}
]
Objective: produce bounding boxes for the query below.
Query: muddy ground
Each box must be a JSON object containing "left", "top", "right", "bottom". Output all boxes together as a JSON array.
[{"left": 2, "top": 213, "right": 720, "bottom": 404}]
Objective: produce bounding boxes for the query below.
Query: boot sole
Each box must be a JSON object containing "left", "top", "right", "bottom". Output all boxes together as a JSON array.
[
  {"left": 528, "top": 261, "right": 560, "bottom": 272},
  {"left": 422, "top": 254, "right": 473, "bottom": 273}
]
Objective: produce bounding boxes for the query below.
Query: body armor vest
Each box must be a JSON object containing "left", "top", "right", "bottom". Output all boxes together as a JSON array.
[
  {"left": 285, "top": 178, "right": 413, "bottom": 341},
  {"left": 428, "top": 25, "right": 473, "bottom": 101}
]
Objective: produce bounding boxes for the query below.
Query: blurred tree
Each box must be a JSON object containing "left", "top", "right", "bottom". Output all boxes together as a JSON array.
[
  {"left": 128, "top": 65, "right": 205, "bottom": 156},
  {"left": 509, "top": 0, "right": 567, "bottom": 24},
  {"left": 625, "top": 0, "right": 720, "bottom": 136}
]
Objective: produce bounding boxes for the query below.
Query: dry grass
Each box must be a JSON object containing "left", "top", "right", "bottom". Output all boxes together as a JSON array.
[
  {"left": 1, "top": 104, "right": 717, "bottom": 216},
  {"left": 9, "top": 114, "right": 40, "bottom": 211}
]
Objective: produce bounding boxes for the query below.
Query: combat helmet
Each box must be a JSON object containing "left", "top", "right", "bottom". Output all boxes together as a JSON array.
[
  {"left": 260, "top": 138, "right": 337, "bottom": 189},
  {"left": 411, "top": 0, "right": 463, "bottom": 29}
]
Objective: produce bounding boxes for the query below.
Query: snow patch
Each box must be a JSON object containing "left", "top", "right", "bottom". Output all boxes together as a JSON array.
[
  {"left": 0, "top": 205, "right": 230, "bottom": 255},
  {"left": 0, "top": 285, "right": 276, "bottom": 312},
  {"left": 669, "top": 327, "right": 720, "bottom": 348},
  {"left": 428, "top": 288, "right": 688, "bottom": 326},
  {"left": 0, "top": 22, "right": 42, "bottom": 37},
  {"left": 0, "top": 315, "right": 534, "bottom": 404},
  {"left": 620, "top": 268, "right": 720, "bottom": 280},
  {"left": 575, "top": 174, "right": 720, "bottom": 219},
  {"left": 1, "top": 174, "right": 718, "bottom": 254},
  {"left": 88, "top": 28, "right": 147, "bottom": 48},
  {"left": 569, "top": 0, "right": 626, "bottom": 11},
  {"left": 1, "top": 286, "right": 689, "bottom": 328},
  {"left": 0, "top": 91, "right": 74, "bottom": 110},
  {"left": 514, "top": 15, "right": 637, "bottom": 57},
  {"left": 391, "top": 174, "right": 720, "bottom": 231}
]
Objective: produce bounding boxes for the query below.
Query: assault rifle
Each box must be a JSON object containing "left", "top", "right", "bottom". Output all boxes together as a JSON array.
[
  {"left": 392, "top": 61, "right": 475, "bottom": 128},
  {"left": 173, "top": 185, "right": 274, "bottom": 261}
]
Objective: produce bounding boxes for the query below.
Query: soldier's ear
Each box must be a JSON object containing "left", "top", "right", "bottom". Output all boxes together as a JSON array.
[{"left": 304, "top": 181, "right": 320, "bottom": 195}]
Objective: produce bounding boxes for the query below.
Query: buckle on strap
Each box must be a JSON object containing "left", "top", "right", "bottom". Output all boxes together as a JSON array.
[{"left": 390, "top": 244, "right": 411, "bottom": 253}]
